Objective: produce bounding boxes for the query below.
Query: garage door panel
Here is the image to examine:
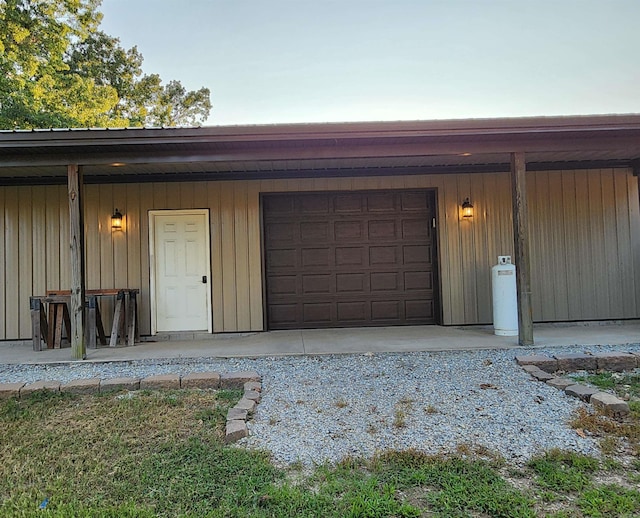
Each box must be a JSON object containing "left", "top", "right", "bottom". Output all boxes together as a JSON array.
[
  {"left": 367, "top": 193, "right": 397, "bottom": 212},
  {"left": 303, "top": 303, "right": 333, "bottom": 323},
  {"left": 335, "top": 194, "right": 363, "bottom": 213},
  {"left": 337, "top": 302, "right": 367, "bottom": 322},
  {"left": 303, "top": 274, "right": 332, "bottom": 294},
  {"left": 264, "top": 190, "right": 437, "bottom": 329},
  {"left": 401, "top": 192, "right": 429, "bottom": 211},
  {"left": 301, "top": 222, "right": 329, "bottom": 241},
  {"left": 402, "top": 219, "right": 429, "bottom": 238},
  {"left": 406, "top": 300, "right": 433, "bottom": 320},
  {"left": 372, "top": 300, "right": 401, "bottom": 321},
  {"left": 370, "top": 246, "right": 397, "bottom": 265},
  {"left": 336, "top": 273, "right": 365, "bottom": 293},
  {"left": 301, "top": 194, "right": 330, "bottom": 213},
  {"left": 264, "top": 196, "right": 294, "bottom": 214},
  {"left": 368, "top": 220, "right": 397, "bottom": 240},
  {"left": 335, "top": 221, "right": 363, "bottom": 240},
  {"left": 267, "top": 249, "right": 297, "bottom": 268},
  {"left": 266, "top": 222, "right": 296, "bottom": 242},
  {"left": 371, "top": 272, "right": 399, "bottom": 291},
  {"left": 269, "top": 304, "right": 298, "bottom": 325},
  {"left": 336, "top": 247, "right": 365, "bottom": 266},
  {"left": 404, "top": 271, "right": 432, "bottom": 290},
  {"left": 269, "top": 275, "right": 298, "bottom": 295},
  {"left": 302, "top": 248, "right": 330, "bottom": 267},
  {"left": 403, "top": 245, "right": 431, "bottom": 264}
]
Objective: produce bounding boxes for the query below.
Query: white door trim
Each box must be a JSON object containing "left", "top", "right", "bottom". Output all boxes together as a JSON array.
[{"left": 149, "top": 209, "right": 212, "bottom": 335}]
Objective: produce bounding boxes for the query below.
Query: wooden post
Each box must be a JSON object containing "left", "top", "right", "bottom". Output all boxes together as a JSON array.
[
  {"left": 30, "top": 298, "right": 44, "bottom": 351},
  {"left": 87, "top": 295, "right": 97, "bottom": 349},
  {"left": 511, "top": 152, "right": 534, "bottom": 346},
  {"left": 68, "top": 164, "right": 86, "bottom": 360}
]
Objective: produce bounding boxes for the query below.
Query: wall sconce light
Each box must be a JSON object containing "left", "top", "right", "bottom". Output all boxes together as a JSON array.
[
  {"left": 111, "top": 209, "right": 123, "bottom": 231},
  {"left": 461, "top": 198, "right": 474, "bottom": 218}
]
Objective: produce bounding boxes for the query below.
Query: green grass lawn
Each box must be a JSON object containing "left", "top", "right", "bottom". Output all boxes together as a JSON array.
[{"left": 1, "top": 388, "right": 639, "bottom": 517}]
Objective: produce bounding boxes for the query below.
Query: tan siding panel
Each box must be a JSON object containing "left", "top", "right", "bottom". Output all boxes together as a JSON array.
[
  {"left": 18, "top": 187, "right": 33, "bottom": 338},
  {"left": 180, "top": 182, "right": 195, "bottom": 208},
  {"left": 112, "top": 184, "right": 128, "bottom": 289},
  {"left": 547, "top": 172, "right": 569, "bottom": 319},
  {"left": 99, "top": 185, "right": 114, "bottom": 290},
  {"left": 601, "top": 170, "right": 623, "bottom": 316},
  {"left": 0, "top": 189, "right": 5, "bottom": 338},
  {"left": 209, "top": 182, "right": 224, "bottom": 332},
  {"left": 125, "top": 183, "right": 142, "bottom": 309},
  {"left": 234, "top": 182, "right": 251, "bottom": 331},
  {"left": 85, "top": 185, "right": 101, "bottom": 290},
  {"left": 58, "top": 187, "right": 70, "bottom": 290},
  {"left": 247, "top": 183, "right": 263, "bottom": 330},
  {"left": 575, "top": 173, "right": 595, "bottom": 317},
  {"left": 45, "top": 186, "right": 61, "bottom": 292},
  {"left": 560, "top": 172, "right": 581, "bottom": 319},
  {"left": 587, "top": 172, "right": 608, "bottom": 318},
  {"left": 31, "top": 186, "right": 47, "bottom": 299},
  {"left": 470, "top": 174, "right": 491, "bottom": 323},
  {"left": 138, "top": 184, "right": 154, "bottom": 335},
  {"left": 627, "top": 173, "right": 640, "bottom": 313},
  {"left": 220, "top": 183, "right": 237, "bottom": 330},
  {"left": 614, "top": 170, "right": 636, "bottom": 316},
  {"left": 4, "top": 188, "right": 19, "bottom": 339}
]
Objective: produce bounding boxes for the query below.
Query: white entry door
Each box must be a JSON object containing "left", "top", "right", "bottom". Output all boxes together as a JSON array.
[{"left": 149, "top": 210, "right": 212, "bottom": 333}]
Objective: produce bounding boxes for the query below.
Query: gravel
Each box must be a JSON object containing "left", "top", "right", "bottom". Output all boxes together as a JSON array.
[{"left": 2, "top": 343, "right": 639, "bottom": 467}]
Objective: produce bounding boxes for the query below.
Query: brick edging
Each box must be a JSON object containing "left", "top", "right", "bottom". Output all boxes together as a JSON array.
[
  {"left": 0, "top": 370, "right": 262, "bottom": 444},
  {"left": 516, "top": 353, "right": 638, "bottom": 418}
]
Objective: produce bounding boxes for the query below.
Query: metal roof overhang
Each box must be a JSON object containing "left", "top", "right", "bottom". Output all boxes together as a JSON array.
[{"left": 1, "top": 114, "right": 640, "bottom": 185}]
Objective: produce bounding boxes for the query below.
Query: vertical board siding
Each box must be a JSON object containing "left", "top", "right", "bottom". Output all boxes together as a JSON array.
[
  {"left": 209, "top": 182, "right": 225, "bottom": 332},
  {"left": 220, "top": 182, "right": 238, "bottom": 331},
  {"left": 1, "top": 168, "right": 640, "bottom": 340},
  {"left": 18, "top": 188, "right": 33, "bottom": 338},
  {"left": 4, "top": 187, "right": 19, "bottom": 339},
  {"left": 0, "top": 189, "right": 5, "bottom": 338}
]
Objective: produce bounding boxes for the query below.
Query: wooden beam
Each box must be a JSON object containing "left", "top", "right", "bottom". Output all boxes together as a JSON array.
[
  {"left": 68, "top": 164, "right": 86, "bottom": 359},
  {"left": 511, "top": 152, "right": 534, "bottom": 346}
]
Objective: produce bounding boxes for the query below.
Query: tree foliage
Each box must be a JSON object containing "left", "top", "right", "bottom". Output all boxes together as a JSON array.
[{"left": 0, "top": 0, "right": 211, "bottom": 129}]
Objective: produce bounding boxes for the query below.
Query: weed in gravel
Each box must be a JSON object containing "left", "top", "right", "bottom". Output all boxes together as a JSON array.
[
  {"left": 393, "top": 408, "right": 406, "bottom": 428},
  {"left": 335, "top": 398, "right": 348, "bottom": 408},
  {"left": 393, "top": 397, "right": 414, "bottom": 429}
]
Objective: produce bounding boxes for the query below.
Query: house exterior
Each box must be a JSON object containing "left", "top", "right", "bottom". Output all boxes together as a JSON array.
[{"left": 1, "top": 115, "right": 640, "bottom": 350}]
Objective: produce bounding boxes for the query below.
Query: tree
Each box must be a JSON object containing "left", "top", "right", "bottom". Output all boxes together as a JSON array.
[{"left": 0, "top": 0, "right": 211, "bottom": 129}]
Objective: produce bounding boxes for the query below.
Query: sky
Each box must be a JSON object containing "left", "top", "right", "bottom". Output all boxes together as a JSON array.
[{"left": 98, "top": 0, "right": 640, "bottom": 127}]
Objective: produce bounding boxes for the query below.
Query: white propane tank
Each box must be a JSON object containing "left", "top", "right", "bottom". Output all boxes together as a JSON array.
[{"left": 492, "top": 256, "right": 518, "bottom": 336}]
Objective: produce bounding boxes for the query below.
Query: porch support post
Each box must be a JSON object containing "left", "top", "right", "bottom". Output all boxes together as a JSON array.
[
  {"left": 68, "top": 164, "right": 86, "bottom": 360},
  {"left": 510, "top": 152, "right": 534, "bottom": 346}
]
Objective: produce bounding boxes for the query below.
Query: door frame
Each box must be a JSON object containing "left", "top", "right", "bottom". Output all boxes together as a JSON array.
[{"left": 148, "top": 209, "right": 213, "bottom": 335}]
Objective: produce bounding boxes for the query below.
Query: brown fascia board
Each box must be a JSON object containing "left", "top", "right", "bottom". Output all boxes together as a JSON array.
[
  {"left": 1, "top": 115, "right": 640, "bottom": 169},
  {"left": 2, "top": 113, "right": 640, "bottom": 146}
]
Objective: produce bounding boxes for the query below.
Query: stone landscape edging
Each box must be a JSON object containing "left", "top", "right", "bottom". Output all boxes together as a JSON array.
[
  {"left": 0, "top": 370, "right": 262, "bottom": 444},
  {"left": 516, "top": 352, "right": 640, "bottom": 418}
]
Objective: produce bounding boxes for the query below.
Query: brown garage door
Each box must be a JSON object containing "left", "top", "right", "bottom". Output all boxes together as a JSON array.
[{"left": 263, "top": 190, "right": 438, "bottom": 330}]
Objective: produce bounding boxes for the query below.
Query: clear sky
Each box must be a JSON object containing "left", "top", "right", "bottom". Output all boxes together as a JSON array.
[{"left": 99, "top": 0, "right": 640, "bottom": 127}]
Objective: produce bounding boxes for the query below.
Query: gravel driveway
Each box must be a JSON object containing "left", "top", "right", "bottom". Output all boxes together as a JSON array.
[{"left": 3, "top": 344, "right": 639, "bottom": 466}]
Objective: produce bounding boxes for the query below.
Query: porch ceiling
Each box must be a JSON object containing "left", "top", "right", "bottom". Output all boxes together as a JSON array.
[{"left": 1, "top": 114, "right": 640, "bottom": 184}]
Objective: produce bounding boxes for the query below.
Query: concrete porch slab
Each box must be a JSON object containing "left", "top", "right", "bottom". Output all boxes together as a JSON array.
[{"left": 0, "top": 321, "right": 638, "bottom": 365}]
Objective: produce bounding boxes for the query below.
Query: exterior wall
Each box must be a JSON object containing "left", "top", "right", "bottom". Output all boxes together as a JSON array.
[{"left": 1, "top": 168, "right": 639, "bottom": 339}]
